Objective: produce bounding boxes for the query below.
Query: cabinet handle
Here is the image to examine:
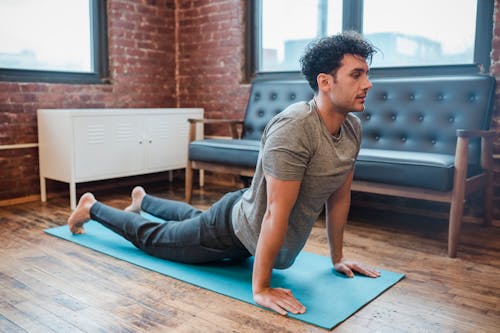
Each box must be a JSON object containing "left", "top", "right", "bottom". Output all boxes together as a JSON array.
[
  {"left": 148, "top": 139, "right": 152, "bottom": 143},
  {"left": 139, "top": 140, "right": 143, "bottom": 144}
]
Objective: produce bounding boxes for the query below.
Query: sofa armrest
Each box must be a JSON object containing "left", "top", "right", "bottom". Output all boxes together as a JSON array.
[
  {"left": 455, "top": 129, "right": 496, "bottom": 171},
  {"left": 188, "top": 118, "right": 244, "bottom": 141},
  {"left": 456, "top": 129, "right": 496, "bottom": 139}
]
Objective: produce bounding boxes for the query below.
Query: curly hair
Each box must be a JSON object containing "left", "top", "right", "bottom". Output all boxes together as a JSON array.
[{"left": 300, "top": 31, "right": 376, "bottom": 92}]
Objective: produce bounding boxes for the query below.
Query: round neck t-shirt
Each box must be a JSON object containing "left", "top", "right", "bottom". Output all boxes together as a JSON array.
[{"left": 232, "top": 99, "right": 361, "bottom": 268}]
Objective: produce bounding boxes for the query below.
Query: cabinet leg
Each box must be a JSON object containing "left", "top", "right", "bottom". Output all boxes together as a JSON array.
[
  {"left": 40, "top": 177, "right": 47, "bottom": 202},
  {"left": 70, "top": 182, "right": 77, "bottom": 210}
]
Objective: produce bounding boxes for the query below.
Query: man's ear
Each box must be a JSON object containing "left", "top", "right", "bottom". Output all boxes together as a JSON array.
[{"left": 316, "top": 73, "right": 331, "bottom": 92}]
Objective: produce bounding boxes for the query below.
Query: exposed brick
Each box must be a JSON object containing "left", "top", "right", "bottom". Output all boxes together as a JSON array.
[
  {"left": 19, "top": 84, "right": 49, "bottom": 93},
  {"left": 0, "top": 83, "right": 21, "bottom": 92}
]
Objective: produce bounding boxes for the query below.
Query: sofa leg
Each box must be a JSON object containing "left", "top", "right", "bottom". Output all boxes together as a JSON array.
[
  {"left": 484, "top": 170, "right": 493, "bottom": 226},
  {"left": 448, "top": 193, "right": 465, "bottom": 258},
  {"left": 185, "top": 162, "right": 193, "bottom": 203},
  {"left": 448, "top": 136, "right": 469, "bottom": 258}
]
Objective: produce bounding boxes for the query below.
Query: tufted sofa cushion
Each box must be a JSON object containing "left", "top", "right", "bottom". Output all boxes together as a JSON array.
[
  {"left": 355, "top": 149, "right": 480, "bottom": 191},
  {"left": 189, "top": 139, "right": 260, "bottom": 168},
  {"left": 188, "top": 75, "right": 495, "bottom": 192},
  {"left": 241, "top": 80, "right": 315, "bottom": 140},
  {"left": 360, "top": 75, "right": 494, "bottom": 156},
  {"left": 355, "top": 75, "right": 495, "bottom": 190}
]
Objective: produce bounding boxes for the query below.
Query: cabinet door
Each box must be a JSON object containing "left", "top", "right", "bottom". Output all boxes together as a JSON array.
[
  {"left": 73, "top": 116, "right": 145, "bottom": 181},
  {"left": 145, "top": 114, "right": 190, "bottom": 171}
]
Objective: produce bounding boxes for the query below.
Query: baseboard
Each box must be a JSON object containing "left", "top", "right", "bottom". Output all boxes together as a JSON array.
[{"left": 0, "top": 194, "right": 40, "bottom": 207}]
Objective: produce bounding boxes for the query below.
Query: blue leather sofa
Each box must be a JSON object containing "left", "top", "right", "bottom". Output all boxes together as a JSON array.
[{"left": 186, "top": 75, "right": 496, "bottom": 257}]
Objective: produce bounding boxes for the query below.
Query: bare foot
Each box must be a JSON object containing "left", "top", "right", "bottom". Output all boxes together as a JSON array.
[
  {"left": 124, "top": 186, "right": 146, "bottom": 213},
  {"left": 67, "top": 193, "right": 96, "bottom": 234}
]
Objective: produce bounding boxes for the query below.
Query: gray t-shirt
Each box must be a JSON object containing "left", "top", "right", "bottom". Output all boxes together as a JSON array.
[{"left": 232, "top": 99, "right": 361, "bottom": 268}]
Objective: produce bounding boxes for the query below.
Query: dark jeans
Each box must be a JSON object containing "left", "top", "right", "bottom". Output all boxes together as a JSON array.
[{"left": 90, "top": 189, "right": 251, "bottom": 264}]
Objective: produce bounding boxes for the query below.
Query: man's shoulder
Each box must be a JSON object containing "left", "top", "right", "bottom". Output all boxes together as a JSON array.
[
  {"left": 266, "top": 101, "right": 313, "bottom": 131},
  {"left": 279, "top": 101, "right": 311, "bottom": 118}
]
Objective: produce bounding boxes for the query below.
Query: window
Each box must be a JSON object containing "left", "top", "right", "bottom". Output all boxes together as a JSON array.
[
  {"left": 250, "top": 0, "right": 493, "bottom": 76},
  {"left": 259, "top": 0, "right": 343, "bottom": 72},
  {"left": 364, "top": 0, "right": 477, "bottom": 68},
  {"left": 0, "top": 0, "right": 108, "bottom": 84}
]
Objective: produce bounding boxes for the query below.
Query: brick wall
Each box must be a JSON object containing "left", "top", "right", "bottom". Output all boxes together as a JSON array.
[
  {"left": 176, "top": 0, "right": 250, "bottom": 135},
  {"left": 0, "top": 0, "right": 177, "bottom": 201}
]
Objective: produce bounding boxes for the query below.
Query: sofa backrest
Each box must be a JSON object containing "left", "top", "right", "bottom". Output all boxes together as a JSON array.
[
  {"left": 361, "top": 75, "right": 496, "bottom": 160},
  {"left": 242, "top": 75, "right": 495, "bottom": 163},
  {"left": 242, "top": 80, "right": 314, "bottom": 140}
]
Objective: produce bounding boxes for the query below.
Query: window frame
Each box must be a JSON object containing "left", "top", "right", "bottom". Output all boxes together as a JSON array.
[
  {"left": 0, "top": 0, "right": 109, "bottom": 84},
  {"left": 247, "top": 0, "right": 494, "bottom": 79}
]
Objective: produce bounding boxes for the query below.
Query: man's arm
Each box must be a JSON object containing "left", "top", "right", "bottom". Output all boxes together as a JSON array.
[
  {"left": 252, "top": 174, "right": 306, "bottom": 315},
  {"left": 326, "top": 169, "right": 380, "bottom": 278}
]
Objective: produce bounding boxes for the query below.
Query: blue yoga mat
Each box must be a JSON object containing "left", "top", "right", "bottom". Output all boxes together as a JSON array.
[{"left": 45, "top": 213, "right": 404, "bottom": 329}]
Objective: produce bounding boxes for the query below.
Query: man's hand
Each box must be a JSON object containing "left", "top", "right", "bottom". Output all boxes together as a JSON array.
[
  {"left": 334, "top": 258, "right": 381, "bottom": 278},
  {"left": 253, "top": 287, "right": 306, "bottom": 316}
]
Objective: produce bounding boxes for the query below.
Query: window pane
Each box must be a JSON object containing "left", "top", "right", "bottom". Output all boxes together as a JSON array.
[
  {"left": 326, "top": 0, "right": 343, "bottom": 36},
  {"left": 363, "top": 0, "right": 477, "bottom": 67},
  {"left": 0, "top": 0, "right": 92, "bottom": 72},
  {"left": 261, "top": 0, "right": 342, "bottom": 71}
]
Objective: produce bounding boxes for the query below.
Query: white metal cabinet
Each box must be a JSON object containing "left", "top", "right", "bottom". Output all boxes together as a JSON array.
[
  {"left": 145, "top": 113, "right": 192, "bottom": 172},
  {"left": 37, "top": 108, "right": 203, "bottom": 209},
  {"left": 72, "top": 115, "right": 144, "bottom": 180}
]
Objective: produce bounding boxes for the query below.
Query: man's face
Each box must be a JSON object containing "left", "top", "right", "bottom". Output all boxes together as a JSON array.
[{"left": 329, "top": 54, "right": 372, "bottom": 113}]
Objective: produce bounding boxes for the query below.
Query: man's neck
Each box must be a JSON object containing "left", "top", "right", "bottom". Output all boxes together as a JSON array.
[{"left": 314, "top": 96, "right": 347, "bottom": 136}]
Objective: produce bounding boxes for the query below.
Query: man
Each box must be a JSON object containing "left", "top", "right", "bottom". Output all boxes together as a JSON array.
[{"left": 68, "top": 31, "right": 380, "bottom": 317}]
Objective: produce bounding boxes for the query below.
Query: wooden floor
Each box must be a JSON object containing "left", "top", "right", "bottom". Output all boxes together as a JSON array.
[{"left": 1, "top": 180, "right": 499, "bottom": 332}]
